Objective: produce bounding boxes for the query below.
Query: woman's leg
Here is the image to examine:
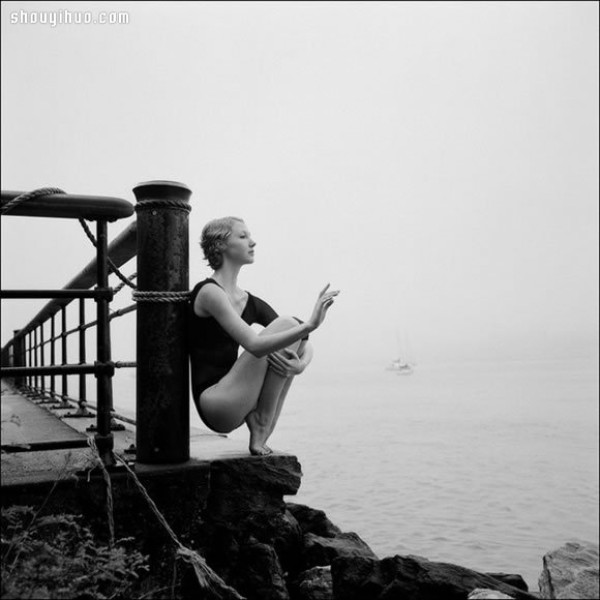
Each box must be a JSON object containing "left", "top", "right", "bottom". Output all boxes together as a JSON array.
[
  {"left": 198, "top": 316, "right": 301, "bottom": 453},
  {"left": 262, "top": 339, "right": 307, "bottom": 446}
]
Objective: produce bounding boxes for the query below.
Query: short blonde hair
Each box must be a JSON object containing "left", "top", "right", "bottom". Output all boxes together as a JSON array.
[{"left": 200, "top": 216, "right": 244, "bottom": 270}]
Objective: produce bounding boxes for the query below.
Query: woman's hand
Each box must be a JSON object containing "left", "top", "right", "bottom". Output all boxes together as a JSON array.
[
  {"left": 267, "top": 349, "right": 305, "bottom": 378},
  {"left": 307, "top": 283, "right": 339, "bottom": 331}
]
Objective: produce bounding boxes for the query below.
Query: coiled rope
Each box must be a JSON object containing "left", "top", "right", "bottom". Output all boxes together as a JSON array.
[{"left": 135, "top": 198, "right": 192, "bottom": 213}]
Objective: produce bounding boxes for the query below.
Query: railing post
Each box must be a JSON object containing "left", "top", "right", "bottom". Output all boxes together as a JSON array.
[
  {"left": 13, "top": 330, "right": 25, "bottom": 388},
  {"left": 61, "top": 306, "right": 68, "bottom": 400},
  {"left": 39, "top": 324, "right": 46, "bottom": 397},
  {"left": 133, "top": 180, "right": 192, "bottom": 464},
  {"left": 33, "top": 327, "right": 39, "bottom": 392},
  {"left": 50, "top": 316, "right": 56, "bottom": 399},
  {"left": 95, "top": 219, "right": 115, "bottom": 466},
  {"left": 79, "top": 298, "right": 87, "bottom": 406}
]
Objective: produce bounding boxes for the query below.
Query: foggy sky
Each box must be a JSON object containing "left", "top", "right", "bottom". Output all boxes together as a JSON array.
[{"left": 1, "top": 1, "right": 598, "bottom": 367}]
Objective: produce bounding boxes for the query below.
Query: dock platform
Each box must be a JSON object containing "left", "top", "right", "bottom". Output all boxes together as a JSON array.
[{"left": 1, "top": 379, "right": 273, "bottom": 488}]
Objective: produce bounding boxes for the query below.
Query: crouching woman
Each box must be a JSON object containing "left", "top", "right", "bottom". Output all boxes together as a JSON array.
[{"left": 188, "top": 216, "right": 339, "bottom": 455}]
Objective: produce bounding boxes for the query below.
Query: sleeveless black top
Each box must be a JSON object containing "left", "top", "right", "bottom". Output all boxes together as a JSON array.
[{"left": 188, "top": 278, "right": 279, "bottom": 403}]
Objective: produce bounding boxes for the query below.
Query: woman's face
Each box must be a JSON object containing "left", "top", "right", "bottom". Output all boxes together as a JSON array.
[{"left": 224, "top": 221, "right": 256, "bottom": 265}]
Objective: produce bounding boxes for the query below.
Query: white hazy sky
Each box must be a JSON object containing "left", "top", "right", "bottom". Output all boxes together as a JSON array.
[{"left": 1, "top": 1, "right": 598, "bottom": 367}]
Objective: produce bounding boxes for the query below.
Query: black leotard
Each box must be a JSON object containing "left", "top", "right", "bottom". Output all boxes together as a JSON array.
[{"left": 188, "top": 278, "right": 279, "bottom": 405}]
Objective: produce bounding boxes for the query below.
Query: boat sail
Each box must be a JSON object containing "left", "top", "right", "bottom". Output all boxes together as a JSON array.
[{"left": 385, "top": 329, "right": 415, "bottom": 374}]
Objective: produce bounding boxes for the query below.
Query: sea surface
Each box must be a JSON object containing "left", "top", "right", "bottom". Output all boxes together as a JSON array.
[{"left": 107, "top": 357, "right": 599, "bottom": 591}]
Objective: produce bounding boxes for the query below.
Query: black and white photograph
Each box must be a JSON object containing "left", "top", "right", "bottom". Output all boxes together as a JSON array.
[{"left": 1, "top": 2, "right": 598, "bottom": 599}]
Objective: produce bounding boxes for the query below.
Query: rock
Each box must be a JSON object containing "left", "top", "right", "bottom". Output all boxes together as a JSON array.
[
  {"left": 539, "top": 541, "right": 599, "bottom": 599},
  {"left": 233, "top": 536, "right": 290, "bottom": 600},
  {"left": 208, "top": 456, "right": 302, "bottom": 521},
  {"left": 292, "top": 566, "right": 333, "bottom": 600},
  {"left": 485, "top": 573, "right": 528, "bottom": 592},
  {"left": 303, "top": 532, "right": 378, "bottom": 570},
  {"left": 196, "top": 455, "right": 304, "bottom": 599},
  {"left": 469, "top": 589, "right": 515, "bottom": 599},
  {"left": 331, "top": 554, "right": 539, "bottom": 600},
  {"left": 287, "top": 503, "right": 343, "bottom": 538}
]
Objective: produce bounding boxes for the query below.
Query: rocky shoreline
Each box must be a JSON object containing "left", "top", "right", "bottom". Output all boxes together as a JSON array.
[
  {"left": 2, "top": 451, "right": 597, "bottom": 599},
  {"left": 180, "top": 455, "right": 598, "bottom": 600}
]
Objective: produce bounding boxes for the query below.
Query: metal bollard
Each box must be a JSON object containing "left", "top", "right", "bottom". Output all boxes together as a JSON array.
[{"left": 133, "top": 181, "right": 192, "bottom": 464}]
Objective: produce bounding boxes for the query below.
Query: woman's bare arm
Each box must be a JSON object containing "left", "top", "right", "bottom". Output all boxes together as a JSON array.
[{"left": 195, "top": 284, "right": 313, "bottom": 357}]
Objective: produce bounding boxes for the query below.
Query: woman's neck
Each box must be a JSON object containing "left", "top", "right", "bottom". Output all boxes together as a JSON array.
[{"left": 211, "top": 263, "right": 241, "bottom": 293}]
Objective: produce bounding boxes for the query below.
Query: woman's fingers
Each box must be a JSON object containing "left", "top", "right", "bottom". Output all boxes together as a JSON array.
[{"left": 319, "top": 283, "right": 331, "bottom": 297}]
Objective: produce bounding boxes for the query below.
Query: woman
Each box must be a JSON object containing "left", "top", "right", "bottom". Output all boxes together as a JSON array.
[{"left": 189, "top": 216, "right": 339, "bottom": 455}]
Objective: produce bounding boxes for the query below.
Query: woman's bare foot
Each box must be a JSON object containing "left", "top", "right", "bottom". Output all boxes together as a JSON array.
[{"left": 246, "top": 410, "right": 272, "bottom": 456}]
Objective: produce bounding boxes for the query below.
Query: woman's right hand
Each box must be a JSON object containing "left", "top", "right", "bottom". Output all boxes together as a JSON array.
[{"left": 308, "top": 284, "right": 340, "bottom": 331}]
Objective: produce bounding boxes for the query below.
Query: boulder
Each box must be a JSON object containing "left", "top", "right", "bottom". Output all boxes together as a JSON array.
[
  {"left": 292, "top": 566, "right": 334, "bottom": 600},
  {"left": 485, "top": 573, "right": 528, "bottom": 592},
  {"left": 331, "top": 554, "right": 539, "bottom": 600},
  {"left": 303, "top": 532, "right": 378, "bottom": 569},
  {"left": 539, "top": 541, "right": 599, "bottom": 599},
  {"left": 469, "top": 589, "right": 515, "bottom": 599},
  {"left": 287, "top": 503, "right": 342, "bottom": 538},
  {"left": 234, "top": 536, "right": 290, "bottom": 600}
]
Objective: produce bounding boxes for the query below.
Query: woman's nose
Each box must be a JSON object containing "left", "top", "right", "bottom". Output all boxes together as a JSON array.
[{"left": 249, "top": 239, "right": 256, "bottom": 247}]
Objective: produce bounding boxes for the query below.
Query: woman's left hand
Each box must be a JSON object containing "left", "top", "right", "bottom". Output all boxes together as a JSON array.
[{"left": 267, "top": 349, "right": 305, "bottom": 378}]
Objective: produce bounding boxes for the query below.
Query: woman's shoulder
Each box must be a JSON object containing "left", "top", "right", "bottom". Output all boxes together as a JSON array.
[
  {"left": 190, "top": 278, "right": 225, "bottom": 306},
  {"left": 191, "top": 278, "right": 222, "bottom": 296}
]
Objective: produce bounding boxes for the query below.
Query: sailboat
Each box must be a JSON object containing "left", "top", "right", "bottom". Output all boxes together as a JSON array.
[
  {"left": 385, "top": 329, "right": 415, "bottom": 375},
  {"left": 385, "top": 357, "right": 414, "bottom": 374}
]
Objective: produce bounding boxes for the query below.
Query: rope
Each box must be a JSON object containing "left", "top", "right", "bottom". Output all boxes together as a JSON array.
[
  {"left": 78, "top": 218, "right": 138, "bottom": 290},
  {"left": 88, "top": 437, "right": 115, "bottom": 547},
  {"left": 135, "top": 199, "right": 191, "bottom": 213},
  {"left": 114, "top": 273, "right": 137, "bottom": 294},
  {"left": 1, "top": 187, "right": 66, "bottom": 215},
  {"left": 113, "top": 454, "right": 245, "bottom": 600},
  {"left": 132, "top": 290, "right": 191, "bottom": 303}
]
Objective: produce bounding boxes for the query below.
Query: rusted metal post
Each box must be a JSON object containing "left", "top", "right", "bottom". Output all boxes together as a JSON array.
[{"left": 133, "top": 180, "right": 192, "bottom": 464}]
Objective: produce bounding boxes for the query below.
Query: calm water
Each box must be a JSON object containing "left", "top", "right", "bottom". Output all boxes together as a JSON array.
[{"left": 108, "top": 357, "right": 599, "bottom": 591}]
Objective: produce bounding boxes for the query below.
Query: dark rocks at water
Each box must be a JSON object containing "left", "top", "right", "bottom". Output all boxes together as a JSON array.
[
  {"left": 330, "top": 554, "right": 539, "bottom": 600},
  {"left": 197, "top": 455, "right": 304, "bottom": 600},
  {"left": 287, "top": 503, "right": 343, "bottom": 538},
  {"left": 303, "top": 532, "right": 379, "bottom": 570},
  {"left": 484, "top": 573, "right": 529, "bottom": 592},
  {"left": 538, "top": 541, "right": 599, "bottom": 599}
]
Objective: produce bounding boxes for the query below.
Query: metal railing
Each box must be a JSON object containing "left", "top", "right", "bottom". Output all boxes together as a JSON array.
[{"left": 1, "top": 181, "right": 193, "bottom": 466}]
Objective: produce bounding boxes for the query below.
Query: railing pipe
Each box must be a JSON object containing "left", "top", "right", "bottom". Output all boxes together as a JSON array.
[
  {"left": 79, "top": 298, "right": 87, "bottom": 405},
  {"left": 50, "top": 316, "right": 56, "bottom": 398},
  {"left": 33, "top": 328, "right": 39, "bottom": 391},
  {"left": 40, "top": 324, "right": 46, "bottom": 395},
  {"left": 134, "top": 180, "right": 191, "bottom": 464},
  {"left": 61, "top": 307, "right": 68, "bottom": 400},
  {"left": 94, "top": 219, "right": 115, "bottom": 465},
  {"left": 27, "top": 332, "right": 32, "bottom": 388},
  {"left": 1, "top": 191, "right": 133, "bottom": 221},
  {"left": 13, "top": 330, "right": 25, "bottom": 387}
]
